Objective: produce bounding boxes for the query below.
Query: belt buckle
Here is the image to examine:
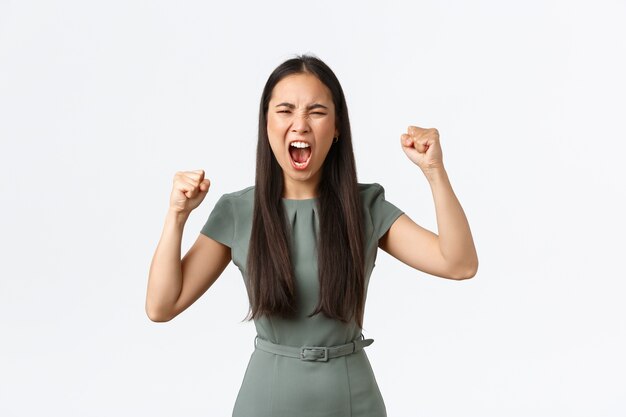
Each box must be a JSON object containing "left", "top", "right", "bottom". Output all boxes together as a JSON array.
[{"left": 300, "top": 346, "right": 329, "bottom": 362}]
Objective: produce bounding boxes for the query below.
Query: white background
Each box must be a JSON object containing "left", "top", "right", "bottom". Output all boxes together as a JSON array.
[{"left": 1, "top": 0, "right": 625, "bottom": 416}]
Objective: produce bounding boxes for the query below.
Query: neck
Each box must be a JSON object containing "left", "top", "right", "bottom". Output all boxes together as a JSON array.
[{"left": 282, "top": 171, "right": 321, "bottom": 199}]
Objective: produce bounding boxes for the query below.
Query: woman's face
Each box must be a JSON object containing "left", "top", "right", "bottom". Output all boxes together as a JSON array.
[{"left": 266, "top": 72, "right": 338, "bottom": 191}]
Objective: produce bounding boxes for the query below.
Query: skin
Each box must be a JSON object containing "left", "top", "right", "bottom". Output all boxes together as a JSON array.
[
  {"left": 266, "top": 72, "right": 339, "bottom": 199},
  {"left": 145, "top": 75, "right": 478, "bottom": 322},
  {"left": 379, "top": 127, "right": 479, "bottom": 281}
]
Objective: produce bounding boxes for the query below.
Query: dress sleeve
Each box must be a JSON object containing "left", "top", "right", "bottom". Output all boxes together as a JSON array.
[
  {"left": 367, "top": 183, "right": 405, "bottom": 241},
  {"left": 200, "top": 194, "right": 234, "bottom": 248}
]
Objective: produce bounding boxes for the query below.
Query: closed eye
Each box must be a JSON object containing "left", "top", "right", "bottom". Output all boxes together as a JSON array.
[{"left": 277, "top": 110, "right": 326, "bottom": 115}]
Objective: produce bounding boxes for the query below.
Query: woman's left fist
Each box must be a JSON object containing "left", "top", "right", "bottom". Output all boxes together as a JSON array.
[{"left": 400, "top": 125, "right": 444, "bottom": 172}]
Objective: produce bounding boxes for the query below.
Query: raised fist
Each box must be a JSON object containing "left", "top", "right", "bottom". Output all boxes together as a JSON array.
[
  {"left": 169, "top": 169, "right": 211, "bottom": 214},
  {"left": 400, "top": 125, "right": 444, "bottom": 173}
]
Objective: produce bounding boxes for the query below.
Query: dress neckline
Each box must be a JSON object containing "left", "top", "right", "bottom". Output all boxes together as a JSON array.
[{"left": 281, "top": 197, "right": 318, "bottom": 202}]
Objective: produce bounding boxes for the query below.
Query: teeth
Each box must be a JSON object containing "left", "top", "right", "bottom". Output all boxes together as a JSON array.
[{"left": 290, "top": 141, "right": 311, "bottom": 148}]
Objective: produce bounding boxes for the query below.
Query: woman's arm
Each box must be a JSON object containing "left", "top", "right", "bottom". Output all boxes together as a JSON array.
[
  {"left": 378, "top": 125, "right": 478, "bottom": 280},
  {"left": 379, "top": 166, "right": 478, "bottom": 280},
  {"left": 145, "top": 208, "right": 231, "bottom": 322},
  {"left": 145, "top": 209, "right": 189, "bottom": 321}
]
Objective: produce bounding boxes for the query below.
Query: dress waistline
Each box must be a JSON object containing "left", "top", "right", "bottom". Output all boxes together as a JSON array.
[{"left": 253, "top": 334, "right": 374, "bottom": 362}]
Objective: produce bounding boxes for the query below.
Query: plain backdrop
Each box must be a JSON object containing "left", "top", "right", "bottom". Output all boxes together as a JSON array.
[{"left": 1, "top": 0, "right": 625, "bottom": 416}]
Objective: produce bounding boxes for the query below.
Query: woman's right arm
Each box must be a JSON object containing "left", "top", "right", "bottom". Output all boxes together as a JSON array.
[{"left": 145, "top": 170, "right": 230, "bottom": 322}]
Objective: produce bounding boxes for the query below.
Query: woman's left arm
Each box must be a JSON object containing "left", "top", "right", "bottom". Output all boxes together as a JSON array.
[{"left": 379, "top": 126, "right": 479, "bottom": 280}]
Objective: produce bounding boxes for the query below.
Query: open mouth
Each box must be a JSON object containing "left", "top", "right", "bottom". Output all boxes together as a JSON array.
[{"left": 288, "top": 141, "right": 312, "bottom": 170}]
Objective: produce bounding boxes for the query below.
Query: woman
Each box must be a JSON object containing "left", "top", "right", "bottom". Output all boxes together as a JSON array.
[{"left": 146, "top": 54, "right": 478, "bottom": 417}]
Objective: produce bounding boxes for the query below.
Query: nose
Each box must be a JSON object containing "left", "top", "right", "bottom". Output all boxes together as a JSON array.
[{"left": 290, "top": 112, "right": 310, "bottom": 134}]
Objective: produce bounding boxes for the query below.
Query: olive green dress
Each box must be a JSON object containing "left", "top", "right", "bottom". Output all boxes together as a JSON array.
[{"left": 200, "top": 182, "right": 404, "bottom": 417}]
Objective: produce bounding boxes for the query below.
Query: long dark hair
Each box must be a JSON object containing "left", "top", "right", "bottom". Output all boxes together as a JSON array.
[{"left": 245, "top": 54, "right": 366, "bottom": 328}]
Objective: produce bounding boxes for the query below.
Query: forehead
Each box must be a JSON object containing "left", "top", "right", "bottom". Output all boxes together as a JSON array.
[{"left": 270, "top": 73, "right": 333, "bottom": 105}]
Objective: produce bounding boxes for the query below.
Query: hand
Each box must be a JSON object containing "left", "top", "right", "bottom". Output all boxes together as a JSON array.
[
  {"left": 169, "top": 169, "right": 211, "bottom": 214},
  {"left": 400, "top": 125, "right": 444, "bottom": 174}
]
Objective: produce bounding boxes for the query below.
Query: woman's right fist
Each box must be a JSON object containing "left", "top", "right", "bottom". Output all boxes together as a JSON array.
[{"left": 169, "top": 169, "right": 211, "bottom": 214}]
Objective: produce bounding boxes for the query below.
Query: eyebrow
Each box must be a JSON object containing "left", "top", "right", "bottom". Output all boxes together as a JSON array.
[{"left": 274, "top": 102, "right": 329, "bottom": 110}]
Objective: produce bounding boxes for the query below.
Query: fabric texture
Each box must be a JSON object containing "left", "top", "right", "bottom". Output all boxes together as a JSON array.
[{"left": 200, "top": 182, "right": 404, "bottom": 417}]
